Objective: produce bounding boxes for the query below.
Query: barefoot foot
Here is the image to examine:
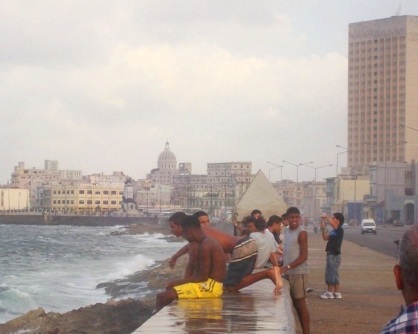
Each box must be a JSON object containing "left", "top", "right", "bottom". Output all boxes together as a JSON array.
[{"left": 267, "top": 267, "right": 283, "bottom": 296}]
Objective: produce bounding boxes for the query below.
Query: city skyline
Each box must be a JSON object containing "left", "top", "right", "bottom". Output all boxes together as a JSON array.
[{"left": 1, "top": 1, "right": 418, "bottom": 185}]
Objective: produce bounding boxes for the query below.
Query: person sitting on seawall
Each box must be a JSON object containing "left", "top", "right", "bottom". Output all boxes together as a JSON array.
[
  {"left": 156, "top": 215, "right": 226, "bottom": 311},
  {"left": 319, "top": 212, "right": 345, "bottom": 299},
  {"left": 233, "top": 209, "right": 262, "bottom": 234},
  {"left": 380, "top": 224, "right": 418, "bottom": 334},
  {"left": 265, "top": 215, "right": 284, "bottom": 266},
  {"left": 169, "top": 211, "right": 259, "bottom": 288},
  {"left": 224, "top": 216, "right": 282, "bottom": 295}
]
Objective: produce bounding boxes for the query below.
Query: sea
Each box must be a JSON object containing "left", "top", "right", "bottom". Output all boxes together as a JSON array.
[{"left": 0, "top": 224, "right": 184, "bottom": 324}]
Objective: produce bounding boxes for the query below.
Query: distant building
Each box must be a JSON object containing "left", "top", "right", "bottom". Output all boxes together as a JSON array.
[
  {"left": 348, "top": 16, "right": 418, "bottom": 174},
  {"left": 42, "top": 181, "right": 124, "bottom": 214},
  {"left": 148, "top": 142, "right": 179, "bottom": 185},
  {"left": 0, "top": 187, "right": 30, "bottom": 211},
  {"left": 11, "top": 161, "right": 61, "bottom": 208},
  {"left": 44, "top": 160, "right": 58, "bottom": 172}
]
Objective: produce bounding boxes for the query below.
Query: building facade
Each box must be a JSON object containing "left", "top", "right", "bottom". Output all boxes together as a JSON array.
[
  {"left": 348, "top": 16, "right": 418, "bottom": 173},
  {"left": 0, "top": 187, "right": 30, "bottom": 211}
]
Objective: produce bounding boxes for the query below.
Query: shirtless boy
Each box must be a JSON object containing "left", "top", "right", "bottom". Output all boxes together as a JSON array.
[{"left": 156, "top": 215, "right": 226, "bottom": 311}]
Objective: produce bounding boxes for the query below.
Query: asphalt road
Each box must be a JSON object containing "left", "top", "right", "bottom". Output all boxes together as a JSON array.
[{"left": 341, "top": 225, "right": 410, "bottom": 259}]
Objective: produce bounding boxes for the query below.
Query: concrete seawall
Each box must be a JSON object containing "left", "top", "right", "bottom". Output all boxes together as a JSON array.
[{"left": 133, "top": 279, "right": 295, "bottom": 333}]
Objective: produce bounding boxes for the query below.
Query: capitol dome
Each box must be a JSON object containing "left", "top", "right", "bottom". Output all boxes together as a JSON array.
[{"left": 158, "top": 142, "right": 177, "bottom": 170}]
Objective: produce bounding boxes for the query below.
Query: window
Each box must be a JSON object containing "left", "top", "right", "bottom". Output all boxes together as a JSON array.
[
  {"left": 111, "top": 200, "right": 116, "bottom": 205},
  {"left": 87, "top": 190, "right": 92, "bottom": 195},
  {"left": 95, "top": 191, "right": 100, "bottom": 195},
  {"left": 79, "top": 200, "right": 84, "bottom": 204},
  {"left": 111, "top": 191, "right": 117, "bottom": 195},
  {"left": 79, "top": 190, "right": 85, "bottom": 194}
]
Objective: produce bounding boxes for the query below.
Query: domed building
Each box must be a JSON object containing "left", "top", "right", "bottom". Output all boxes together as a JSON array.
[{"left": 149, "top": 142, "right": 178, "bottom": 185}]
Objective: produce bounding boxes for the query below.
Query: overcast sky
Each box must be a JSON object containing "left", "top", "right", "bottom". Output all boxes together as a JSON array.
[{"left": 1, "top": 0, "right": 418, "bottom": 184}]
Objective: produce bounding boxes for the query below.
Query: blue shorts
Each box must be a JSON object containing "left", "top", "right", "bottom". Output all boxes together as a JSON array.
[{"left": 325, "top": 254, "right": 341, "bottom": 285}]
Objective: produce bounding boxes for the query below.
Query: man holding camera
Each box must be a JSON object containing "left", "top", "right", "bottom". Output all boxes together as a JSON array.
[{"left": 319, "top": 213, "right": 345, "bottom": 299}]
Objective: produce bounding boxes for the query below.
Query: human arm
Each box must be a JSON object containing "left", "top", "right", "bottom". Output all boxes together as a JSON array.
[
  {"left": 320, "top": 215, "right": 338, "bottom": 241},
  {"left": 169, "top": 244, "right": 189, "bottom": 268},
  {"left": 166, "top": 239, "right": 213, "bottom": 288},
  {"left": 280, "top": 231, "right": 308, "bottom": 274},
  {"left": 233, "top": 220, "right": 245, "bottom": 232}
]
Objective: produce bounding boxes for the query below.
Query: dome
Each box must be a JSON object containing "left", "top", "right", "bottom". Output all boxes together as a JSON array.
[{"left": 158, "top": 142, "right": 177, "bottom": 164}]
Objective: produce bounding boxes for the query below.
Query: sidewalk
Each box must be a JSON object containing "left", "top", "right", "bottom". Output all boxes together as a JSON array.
[{"left": 305, "top": 229, "right": 402, "bottom": 334}]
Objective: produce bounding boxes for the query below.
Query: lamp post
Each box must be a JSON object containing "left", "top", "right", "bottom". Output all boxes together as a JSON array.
[
  {"left": 301, "top": 164, "right": 333, "bottom": 218},
  {"left": 336, "top": 145, "right": 348, "bottom": 176},
  {"left": 209, "top": 184, "right": 213, "bottom": 216},
  {"left": 267, "top": 161, "right": 284, "bottom": 181},
  {"left": 159, "top": 185, "right": 162, "bottom": 215},
  {"left": 365, "top": 141, "right": 407, "bottom": 223},
  {"left": 282, "top": 160, "right": 314, "bottom": 182}
]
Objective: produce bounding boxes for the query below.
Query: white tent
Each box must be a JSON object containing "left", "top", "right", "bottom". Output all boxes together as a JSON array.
[{"left": 233, "top": 169, "right": 287, "bottom": 222}]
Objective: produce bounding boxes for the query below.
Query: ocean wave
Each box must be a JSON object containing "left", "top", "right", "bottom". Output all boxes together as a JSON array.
[
  {"left": 0, "top": 286, "right": 37, "bottom": 317},
  {"left": 105, "top": 254, "right": 155, "bottom": 281}
]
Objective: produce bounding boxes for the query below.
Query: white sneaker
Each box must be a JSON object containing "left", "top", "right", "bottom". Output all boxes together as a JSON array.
[
  {"left": 320, "top": 291, "right": 335, "bottom": 299},
  {"left": 334, "top": 292, "right": 342, "bottom": 299}
]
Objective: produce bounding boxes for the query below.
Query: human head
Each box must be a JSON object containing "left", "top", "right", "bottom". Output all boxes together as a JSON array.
[
  {"left": 266, "top": 215, "right": 283, "bottom": 233},
  {"left": 246, "top": 216, "right": 266, "bottom": 233},
  {"left": 168, "top": 212, "right": 187, "bottom": 237},
  {"left": 394, "top": 225, "right": 418, "bottom": 302},
  {"left": 286, "top": 207, "right": 301, "bottom": 230},
  {"left": 332, "top": 213, "right": 345, "bottom": 227},
  {"left": 192, "top": 211, "right": 210, "bottom": 226},
  {"left": 281, "top": 213, "right": 289, "bottom": 226},
  {"left": 180, "top": 215, "right": 202, "bottom": 242},
  {"left": 251, "top": 209, "right": 262, "bottom": 219}
]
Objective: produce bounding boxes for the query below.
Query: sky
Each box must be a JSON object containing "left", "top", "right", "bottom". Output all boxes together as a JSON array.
[{"left": 1, "top": 0, "right": 418, "bottom": 184}]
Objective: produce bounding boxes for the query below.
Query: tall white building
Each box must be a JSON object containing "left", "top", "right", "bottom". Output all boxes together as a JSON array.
[{"left": 348, "top": 16, "right": 418, "bottom": 173}]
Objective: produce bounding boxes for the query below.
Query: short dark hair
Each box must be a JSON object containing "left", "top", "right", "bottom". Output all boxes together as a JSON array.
[
  {"left": 193, "top": 211, "right": 208, "bottom": 219},
  {"left": 251, "top": 209, "right": 262, "bottom": 216},
  {"left": 333, "top": 212, "right": 345, "bottom": 226},
  {"left": 180, "top": 215, "right": 201, "bottom": 231},
  {"left": 169, "top": 212, "right": 187, "bottom": 225},
  {"left": 266, "top": 215, "right": 283, "bottom": 227},
  {"left": 286, "top": 207, "right": 300, "bottom": 215},
  {"left": 247, "top": 216, "right": 266, "bottom": 231}
]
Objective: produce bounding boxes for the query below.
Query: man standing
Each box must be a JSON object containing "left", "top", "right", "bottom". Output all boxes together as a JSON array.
[
  {"left": 280, "top": 207, "right": 310, "bottom": 334},
  {"left": 319, "top": 213, "right": 344, "bottom": 299},
  {"left": 157, "top": 215, "right": 226, "bottom": 311},
  {"left": 381, "top": 225, "right": 418, "bottom": 333}
]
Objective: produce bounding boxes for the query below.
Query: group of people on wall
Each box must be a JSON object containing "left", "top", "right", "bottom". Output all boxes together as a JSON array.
[{"left": 155, "top": 206, "right": 418, "bottom": 334}]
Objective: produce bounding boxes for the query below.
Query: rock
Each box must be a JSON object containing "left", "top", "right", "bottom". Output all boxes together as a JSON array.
[{"left": 0, "top": 299, "right": 154, "bottom": 334}]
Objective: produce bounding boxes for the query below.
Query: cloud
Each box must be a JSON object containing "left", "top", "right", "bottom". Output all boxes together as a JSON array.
[{"left": 4, "top": 0, "right": 417, "bottom": 183}]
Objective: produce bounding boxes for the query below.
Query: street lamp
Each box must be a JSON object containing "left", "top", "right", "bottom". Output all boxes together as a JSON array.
[
  {"left": 302, "top": 164, "right": 333, "bottom": 182},
  {"left": 267, "top": 161, "right": 284, "bottom": 181},
  {"left": 282, "top": 160, "right": 314, "bottom": 182},
  {"left": 301, "top": 164, "right": 333, "bottom": 217},
  {"left": 364, "top": 141, "right": 407, "bottom": 223},
  {"left": 336, "top": 145, "right": 348, "bottom": 176}
]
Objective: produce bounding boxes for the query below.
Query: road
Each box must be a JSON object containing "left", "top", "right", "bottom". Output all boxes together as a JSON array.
[{"left": 340, "top": 225, "right": 409, "bottom": 259}]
